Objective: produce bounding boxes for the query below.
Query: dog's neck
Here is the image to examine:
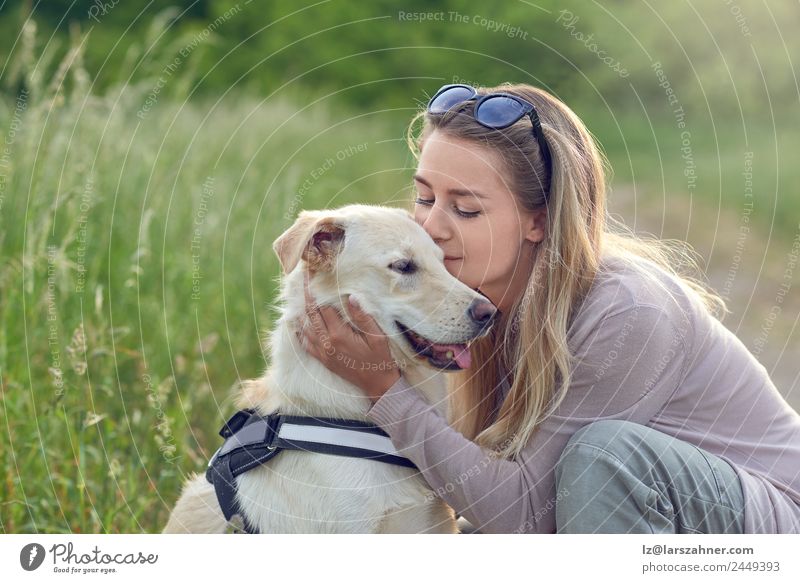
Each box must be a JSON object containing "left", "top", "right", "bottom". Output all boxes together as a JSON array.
[{"left": 242, "top": 270, "right": 449, "bottom": 421}]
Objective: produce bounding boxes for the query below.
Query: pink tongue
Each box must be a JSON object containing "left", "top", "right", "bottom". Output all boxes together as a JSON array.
[{"left": 431, "top": 344, "right": 472, "bottom": 369}]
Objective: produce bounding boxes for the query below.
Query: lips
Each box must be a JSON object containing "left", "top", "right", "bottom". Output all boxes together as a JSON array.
[{"left": 395, "top": 321, "right": 473, "bottom": 370}]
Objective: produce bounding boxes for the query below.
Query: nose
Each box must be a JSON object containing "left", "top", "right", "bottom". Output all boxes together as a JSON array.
[
  {"left": 418, "top": 204, "right": 453, "bottom": 243},
  {"left": 468, "top": 298, "right": 498, "bottom": 327}
]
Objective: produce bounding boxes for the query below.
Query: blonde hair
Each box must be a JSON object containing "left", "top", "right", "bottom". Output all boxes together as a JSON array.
[{"left": 405, "top": 83, "right": 728, "bottom": 460}]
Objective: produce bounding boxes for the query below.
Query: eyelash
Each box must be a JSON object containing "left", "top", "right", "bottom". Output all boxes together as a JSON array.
[{"left": 414, "top": 197, "right": 481, "bottom": 219}]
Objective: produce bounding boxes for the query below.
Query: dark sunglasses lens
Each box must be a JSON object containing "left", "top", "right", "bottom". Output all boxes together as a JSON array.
[
  {"left": 477, "top": 96, "right": 527, "bottom": 128},
  {"left": 429, "top": 86, "right": 475, "bottom": 114}
]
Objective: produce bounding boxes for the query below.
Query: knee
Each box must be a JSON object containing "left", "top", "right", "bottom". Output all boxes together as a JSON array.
[
  {"left": 555, "top": 420, "right": 646, "bottom": 488},
  {"left": 554, "top": 421, "right": 648, "bottom": 528}
]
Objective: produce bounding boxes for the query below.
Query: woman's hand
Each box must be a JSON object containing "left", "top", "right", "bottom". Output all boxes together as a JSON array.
[{"left": 295, "top": 272, "right": 403, "bottom": 404}]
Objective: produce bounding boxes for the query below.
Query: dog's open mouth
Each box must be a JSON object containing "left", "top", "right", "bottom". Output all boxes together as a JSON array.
[{"left": 395, "top": 321, "right": 473, "bottom": 371}]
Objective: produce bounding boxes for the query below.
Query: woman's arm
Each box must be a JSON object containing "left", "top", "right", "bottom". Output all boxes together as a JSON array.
[
  {"left": 297, "top": 270, "right": 688, "bottom": 532},
  {"left": 366, "top": 374, "right": 549, "bottom": 533},
  {"left": 366, "top": 305, "right": 688, "bottom": 533},
  {"left": 295, "top": 277, "right": 551, "bottom": 531}
]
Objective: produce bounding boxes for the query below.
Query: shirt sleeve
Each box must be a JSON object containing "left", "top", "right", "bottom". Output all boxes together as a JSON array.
[
  {"left": 366, "top": 304, "right": 688, "bottom": 533},
  {"left": 367, "top": 374, "right": 537, "bottom": 532}
]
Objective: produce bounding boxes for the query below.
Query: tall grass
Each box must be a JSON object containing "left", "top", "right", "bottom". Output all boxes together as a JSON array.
[
  {"left": 2, "top": 18, "right": 796, "bottom": 534},
  {"left": 0, "top": 25, "right": 411, "bottom": 533}
]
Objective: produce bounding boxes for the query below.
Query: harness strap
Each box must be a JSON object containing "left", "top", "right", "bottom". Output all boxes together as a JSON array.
[{"left": 205, "top": 409, "right": 418, "bottom": 533}]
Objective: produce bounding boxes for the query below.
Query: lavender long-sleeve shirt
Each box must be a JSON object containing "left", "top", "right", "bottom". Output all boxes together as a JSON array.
[{"left": 366, "top": 255, "right": 800, "bottom": 533}]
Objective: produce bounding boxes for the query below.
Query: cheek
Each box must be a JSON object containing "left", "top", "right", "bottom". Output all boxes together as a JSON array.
[
  {"left": 457, "top": 231, "right": 491, "bottom": 281},
  {"left": 463, "top": 222, "right": 495, "bottom": 262},
  {"left": 462, "top": 224, "right": 520, "bottom": 277}
]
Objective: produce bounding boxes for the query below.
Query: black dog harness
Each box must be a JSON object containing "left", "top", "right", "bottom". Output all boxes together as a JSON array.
[{"left": 205, "top": 408, "right": 419, "bottom": 533}]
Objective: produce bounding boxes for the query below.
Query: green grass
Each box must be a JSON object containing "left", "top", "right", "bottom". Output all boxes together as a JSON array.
[
  {"left": 2, "top": 57, "right": 798, "bottom": 534},
  {"left": 0, "top": 76, "right": 413, "bottom": 532}
]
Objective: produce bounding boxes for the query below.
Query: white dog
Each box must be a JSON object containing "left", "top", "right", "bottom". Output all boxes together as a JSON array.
[{"left": 163, "top": 204, "right": 497, "bottom": 533}]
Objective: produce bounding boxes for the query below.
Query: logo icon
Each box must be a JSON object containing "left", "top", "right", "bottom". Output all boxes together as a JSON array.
[{"left": 20, "top": 543, "right": 46, "bottom": 571}]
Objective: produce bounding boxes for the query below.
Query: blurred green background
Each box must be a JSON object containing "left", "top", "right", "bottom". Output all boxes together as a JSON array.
[{"left": 1, "top": 0, "right": 798, "bottom": 533}]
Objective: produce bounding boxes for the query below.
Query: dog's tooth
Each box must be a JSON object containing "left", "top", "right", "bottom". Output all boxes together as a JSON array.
[{"left": 446, "top": 350, "right": 454, "bottom": 360}]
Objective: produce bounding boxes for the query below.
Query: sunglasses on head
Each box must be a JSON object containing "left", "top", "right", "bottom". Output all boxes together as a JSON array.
[{"left": 426, "top": 84, "right": 553, "bottom": 185}]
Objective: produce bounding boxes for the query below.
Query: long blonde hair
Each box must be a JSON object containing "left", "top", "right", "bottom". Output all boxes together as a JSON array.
[{"left": 405, "top": 83, "right": 728, "bottom": 459}]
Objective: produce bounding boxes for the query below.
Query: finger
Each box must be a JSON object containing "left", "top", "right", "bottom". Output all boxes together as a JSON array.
[
  {"left": 297, "top": 319, "right": 319, "bottom": 349},
  {"left": 301, "top": 327, "right": 322, "bottom": 360},
  {"left": 305, "top": 299, "right": 330, "bottom": 336},
  {"left": 346, "top": 296, "right": 382, "bottom": 336},
  {"left": 316, "top": 303, "right": 349, "bottom": 340}
]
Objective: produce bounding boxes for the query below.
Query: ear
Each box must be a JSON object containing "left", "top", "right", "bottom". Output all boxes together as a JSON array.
[
  {"left": 272, "top": 211, "right": 346, "bottom": 275},
  {"left": 523, "top": 208, "right": 547, "bottom": 244}
]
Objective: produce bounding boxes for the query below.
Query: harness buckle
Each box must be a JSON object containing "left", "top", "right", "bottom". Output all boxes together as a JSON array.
[
  {"left": 219, "top": 408, "right": 255, "bottom": 439},
  {"left": 264, "top": 414, "right": 282, "bottom": 451}
]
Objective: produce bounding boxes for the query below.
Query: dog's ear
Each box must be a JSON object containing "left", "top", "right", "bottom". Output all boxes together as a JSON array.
[{"left": 273, "top": 211, "right": 346, "bottom": 275}]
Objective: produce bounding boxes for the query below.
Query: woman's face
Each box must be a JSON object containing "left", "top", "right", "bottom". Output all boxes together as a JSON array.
[{"left": 413, "top": 130, "right": 546, "bottom": 314}]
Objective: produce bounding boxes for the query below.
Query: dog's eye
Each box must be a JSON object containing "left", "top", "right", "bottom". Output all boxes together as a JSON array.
[{"left": 390, "top": 259, "right": 417, "bottom": 275}]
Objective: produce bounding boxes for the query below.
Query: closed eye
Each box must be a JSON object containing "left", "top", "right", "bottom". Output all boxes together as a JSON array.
[{"left": 414, "top": 197, "right": 481, "bottom": 219}]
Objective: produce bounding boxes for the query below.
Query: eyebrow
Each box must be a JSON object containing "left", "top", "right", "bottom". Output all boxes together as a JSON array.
[{"left": 413, "top": 174, "right": 490, "bottom": 200}]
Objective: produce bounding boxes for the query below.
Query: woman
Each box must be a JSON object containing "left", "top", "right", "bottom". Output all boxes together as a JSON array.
[{"left": 295, "top": 83, "right": 800, "bottom": 533}]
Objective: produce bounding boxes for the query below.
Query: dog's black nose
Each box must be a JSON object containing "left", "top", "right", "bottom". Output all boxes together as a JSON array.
[{"left": 468, "top": 299, "right": 497, "bottom": 326}]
